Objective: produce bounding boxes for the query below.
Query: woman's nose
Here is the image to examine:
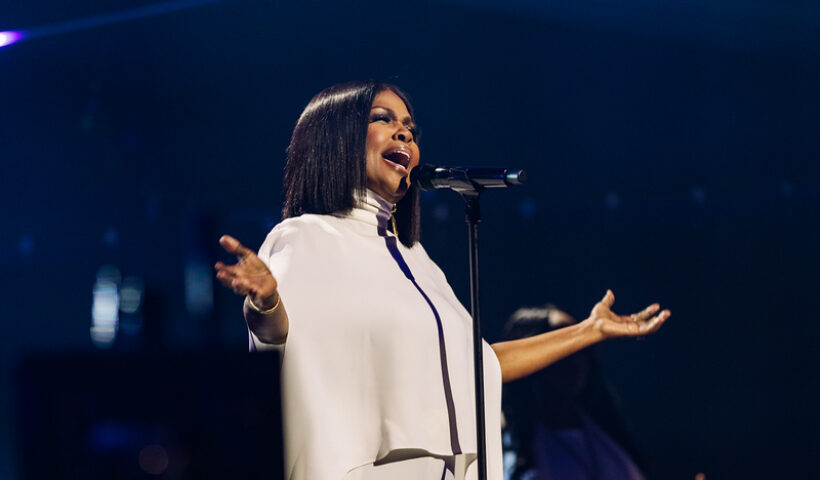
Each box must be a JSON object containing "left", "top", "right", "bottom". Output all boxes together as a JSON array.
[{"left": 394, "top": 125, "right": 413, "bottom": 143}]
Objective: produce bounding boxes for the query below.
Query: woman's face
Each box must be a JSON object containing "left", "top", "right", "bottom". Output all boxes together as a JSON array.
[{"left": 365, "top": 89, "right": 420, "bottom": 203}]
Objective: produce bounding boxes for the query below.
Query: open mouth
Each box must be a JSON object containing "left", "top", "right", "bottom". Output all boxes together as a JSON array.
[{"left": 382, "top": 148, "right": 412, "bottom": 170}]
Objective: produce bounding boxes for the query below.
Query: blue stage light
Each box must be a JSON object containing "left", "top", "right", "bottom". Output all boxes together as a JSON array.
[
  {"left": 519, "top": 199, "right": 536, "bottom": 218},
  {"left": 604, "top": 192, "right": 621, "bottom": 210},
  {"left": 18, "top": 235, "right": 34, "bottom": 255},
  {"left": 691, "top": 186, "right": 707, "bottom": 205}
]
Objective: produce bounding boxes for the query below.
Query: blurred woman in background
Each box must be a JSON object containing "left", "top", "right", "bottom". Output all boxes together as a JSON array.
[{"left": 501, "top": 305, "right": 648, "bottom": 480}]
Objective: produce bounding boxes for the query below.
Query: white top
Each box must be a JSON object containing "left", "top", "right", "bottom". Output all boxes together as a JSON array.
[{"left": 251, "top": 190, "right": 503, "bottom": 480}]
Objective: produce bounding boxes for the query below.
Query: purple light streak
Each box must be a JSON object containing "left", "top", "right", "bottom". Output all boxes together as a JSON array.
[
  {"left": 0, "top": 31, "right": 24, "bottom": 48},
  {"left": 0, "top": 0, "right": 230, "bottom": 51}
]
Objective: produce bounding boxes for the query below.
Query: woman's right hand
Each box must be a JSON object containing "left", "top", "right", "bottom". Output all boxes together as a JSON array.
[{"left": 215, "top": 235, "right": 279, "bottom": 309}]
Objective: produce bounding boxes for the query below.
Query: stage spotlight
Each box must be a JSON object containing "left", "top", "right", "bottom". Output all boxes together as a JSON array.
[
  {"left": 0, "top": 0, "right": 230, "bottom": 50},
  {"left": 0, "top": 31, "right": 24, "bottom": 48}
]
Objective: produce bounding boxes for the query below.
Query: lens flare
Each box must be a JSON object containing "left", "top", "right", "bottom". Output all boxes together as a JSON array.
[
  {"left": 0, "top": 0, "right": 230, "bottom": 50},
  {"left": 0, "top": 31, "right": 24, "bottom": 48}
]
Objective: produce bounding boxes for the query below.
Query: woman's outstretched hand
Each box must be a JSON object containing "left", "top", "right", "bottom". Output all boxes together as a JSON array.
[
  {"left": 492, "top": 289, "right": 669, "bottom": 383},
  {"left": 215, "top": 235, "right": 279, "bottom": 309},
  {"left": 587, "top": 289, "right": 670, "bottom": 339}
]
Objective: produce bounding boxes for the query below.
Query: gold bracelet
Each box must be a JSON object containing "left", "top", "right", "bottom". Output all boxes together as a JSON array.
[{"left": 246, "top": 293, "right": 280, "bottom": 314}]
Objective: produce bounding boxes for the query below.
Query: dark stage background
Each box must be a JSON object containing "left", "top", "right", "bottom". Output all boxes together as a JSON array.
[{"left": 1, "top": 0, "right": 818, "bottom": 478}]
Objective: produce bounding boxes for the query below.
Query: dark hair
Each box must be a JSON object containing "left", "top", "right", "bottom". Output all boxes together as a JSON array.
[
  {"left": 282, "top": 80, "right": 420, "bottom": 248},
  {"left": 501, "top": 305, "right": 647, "bottom": 479}
]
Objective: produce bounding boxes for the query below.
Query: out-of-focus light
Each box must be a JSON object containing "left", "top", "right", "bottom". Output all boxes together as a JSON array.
[
  {"left": 18, "top": 235, "right": 34, "bottom": 255},
  {"left": 780, "top": 180, "right": 794, "bottom": 198},
  {"left": 89, "top": 422, "right": 137, "bottom": 451},
  {"left": 691, "top": 186, "right": 706, "bottom": 204},
  {"left": 433, "top": 204, "right": 450, "bottom": 222},
  {"left": 604, "top": 191, "right": 621, "bottom": 210},
  {"left": 0, "top": 31, "right": 23, "bottom": 48},
  {"left": 503, "top": 450, "right": 517, "bottom": 480},
  {"left": 0, "top": 1, "right": 231, "bottom": 52},
  {"left": 91, "top": 265, "right": 121, "bottom": 348},
  {"left": 120, "top": 277, "right": 144, "bottom": 314},
  {"left": 119, "top": 276, "right": 144, "bottom": 338},
  {"left": 185, "top": 261, "right": 213, "bottom": 316},
  {"left": 519, "top": 199, "right": 536, "bottom": 218},
  {"left": 139, "top": 444, "right": 169, "bottom": 475},
  {"left": 146, "top": 195, "right": 160, "bottom": 221},
  {"left": 91, "top": 281, "right": 119, "bottom": 347},
  {"left": 103, "top": 227, "right": 119, "bottom": 246}
]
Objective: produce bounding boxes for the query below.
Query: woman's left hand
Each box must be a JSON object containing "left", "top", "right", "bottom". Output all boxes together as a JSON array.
[
  {"left": 586, "top": 289, "right": 670, "bottom": 339},
  {"left": 492, "top": 289, "right": 670, "bottom": 382}
]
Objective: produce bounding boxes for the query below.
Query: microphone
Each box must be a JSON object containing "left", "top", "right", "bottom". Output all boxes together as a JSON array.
[{"left": 410, "top": 164, "right": 527, "bottom": 193}]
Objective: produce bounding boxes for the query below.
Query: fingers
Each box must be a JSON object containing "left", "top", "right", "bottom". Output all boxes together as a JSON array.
[
  {"left": 216, "top": 269, "right": 254, "bottom": 296},
  {"left": 215, "top": 268, "right": 237, "bottom": 289},
  {"left": 599, "top": 305, "right": 670, "bottom": 338},
  {"left": 214, "top": 263, "right": 248, "bottom": 288},
  {"left": 592, "top": 290, "right": 670, "bottom": 338},
  {"left": 219, "top": 234, "right": 253, "bottom": 258},
  {"left": 600, "top": 289, "right": 615, "bottom": 308},
  {"left": 215, "top": 247, "right": 277, "bottom": 300},
  {"left": 638, "top": 309, "right": 671, "bottom": 335},
  {"left": 628, "top": 303, "right": 660, "bottom": 323}
]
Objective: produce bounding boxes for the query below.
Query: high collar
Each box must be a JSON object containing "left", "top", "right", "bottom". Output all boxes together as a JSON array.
[{"left": 346, "top": 189, "right": 394, "bottom": 230}]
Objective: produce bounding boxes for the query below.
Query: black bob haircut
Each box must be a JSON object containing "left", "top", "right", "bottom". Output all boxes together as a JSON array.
[{"left": 282, "top": 80, "right": 420, "bottom": 248}]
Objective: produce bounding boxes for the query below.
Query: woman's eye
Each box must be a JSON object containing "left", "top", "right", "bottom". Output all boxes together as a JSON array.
[{"left": 370, "top": 114, "right": 390, "bottom": 123}]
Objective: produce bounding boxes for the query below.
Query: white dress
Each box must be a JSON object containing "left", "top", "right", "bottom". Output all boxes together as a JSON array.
[{"left": 250, "top": 190, "right": 503, "bottom": 480}]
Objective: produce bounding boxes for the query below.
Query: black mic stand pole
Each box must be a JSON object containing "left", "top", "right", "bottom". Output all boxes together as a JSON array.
[
  {"left": 463, "top": 190, "right": 487, "bottom": 480},
  {"left": 412, "top": 164, "right": 527, "bottom": 480}
]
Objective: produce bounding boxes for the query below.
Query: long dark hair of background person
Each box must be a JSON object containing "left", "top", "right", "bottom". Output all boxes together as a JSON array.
[{"left": 500, "top": 305, "right": 649, "bottom": 479}]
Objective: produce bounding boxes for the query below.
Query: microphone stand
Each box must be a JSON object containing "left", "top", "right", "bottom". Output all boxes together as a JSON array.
[
  {"left": 462, "top": 190, "right": 488, "bottom": 480},
  {"left": 412, "top": 164, "right": 526, "bottom": 480}
]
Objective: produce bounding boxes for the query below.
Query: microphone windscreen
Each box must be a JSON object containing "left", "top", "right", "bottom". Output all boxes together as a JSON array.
[{"left": 410, "top": 164, "right": 437, "bottom": 191}]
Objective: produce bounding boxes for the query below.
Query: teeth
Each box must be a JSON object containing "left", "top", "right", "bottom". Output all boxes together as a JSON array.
[{"left": 385, "top": 150, "right": 410, "bottom": 166}]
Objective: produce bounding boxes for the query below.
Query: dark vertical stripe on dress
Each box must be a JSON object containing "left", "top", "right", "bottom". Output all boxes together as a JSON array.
[{"left": 377, "top": 225, "right": 463, "bottom": 455}]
